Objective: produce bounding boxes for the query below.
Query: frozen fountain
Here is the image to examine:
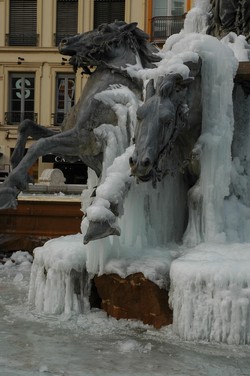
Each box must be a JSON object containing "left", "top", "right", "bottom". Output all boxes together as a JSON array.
[{"left": 2, "top": 1, "right": 250, "bottom": 344}]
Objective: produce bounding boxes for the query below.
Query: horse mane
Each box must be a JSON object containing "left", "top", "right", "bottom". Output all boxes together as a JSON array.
[{"left": 87, "top": 21, "right": 161, "bottom": 69}]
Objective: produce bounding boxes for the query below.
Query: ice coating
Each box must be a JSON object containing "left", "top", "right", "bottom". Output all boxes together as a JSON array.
[
  {"left": 170, "top": 243, "right": 250, "bottom": 344},
  {"left": 28, "top": 0, "right": 250, "bottom": 344},
  {"left": 28, "top": 235, "right": 88, "bottom": 315}
]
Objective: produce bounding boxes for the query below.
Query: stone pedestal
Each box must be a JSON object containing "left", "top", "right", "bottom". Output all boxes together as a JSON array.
[{"left": 94, "top": 272, "right": 172, "bottom": 329}]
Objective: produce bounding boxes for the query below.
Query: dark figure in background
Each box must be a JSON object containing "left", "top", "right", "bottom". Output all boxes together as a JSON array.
[{"left": 207, "top": 0, "right": 250, "bottom": 40}]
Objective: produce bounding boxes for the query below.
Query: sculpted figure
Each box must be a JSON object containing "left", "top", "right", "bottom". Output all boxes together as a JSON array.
[
  {"left": 207, "top": 0, "right": 250, "bottom": 39},
  {"left": 0, "top": 21, "right": 205, "bottom": 243},
  {"left": 83, "top": 60, "right": 203, "bottom": 244},
  {"left": 130, "top": 60, "right": 202, "bottom": 187},
  {"left": 0, "top": 20, "right": 234, "bottom": 245},
  {"left": 0, "top": 21, "right": 159, "bottom": 212}
]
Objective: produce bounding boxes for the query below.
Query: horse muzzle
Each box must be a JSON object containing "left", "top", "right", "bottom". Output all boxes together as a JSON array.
[{"left": 129, "top": 155, "right": 153, "bottom": 181}]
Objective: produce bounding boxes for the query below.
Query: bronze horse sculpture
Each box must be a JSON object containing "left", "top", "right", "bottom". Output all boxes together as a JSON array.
[
  {"left": 0, "top": 21, "right": 159, "bottom": 209},
  {"left": 83, "top": 60, "right": 203, "bottom": 244},
  {"left": 0, "top": 21, "right": 204, "bottom": 244},
  {"left": 129, "top": 62, "right": 202, "bottom": 187}
]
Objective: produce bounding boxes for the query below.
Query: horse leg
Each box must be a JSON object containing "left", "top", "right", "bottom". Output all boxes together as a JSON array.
[
  {"left": 0, "top": 128, "right": 100, "bottom": 209},
  {"left": 11, "top": 119, "right": 56, "bottom": 169},
  {"left": 83, "top": 146, "right": 134, "bottom": 244}
]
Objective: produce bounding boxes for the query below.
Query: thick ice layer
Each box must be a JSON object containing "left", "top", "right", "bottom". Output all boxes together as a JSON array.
[
  {"left": 28, "top": 235, "right": 88, "bottom": 315},
  {"left": 104, "top": 246, "right": 181, "bottom": 290},
  {"left": 163, "top": 32, "right": 238, "bottom": 245},
  {"left": 170, "top": 243, "right": 250, "bottom": 344},
  {"left": 28, "top": 233, "right": 181, "bottom": 313}
]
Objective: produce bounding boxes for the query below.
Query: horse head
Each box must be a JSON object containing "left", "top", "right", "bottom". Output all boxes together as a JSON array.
[
  {"left": 58, "top": 21, "right": 160, "bottom": 74},
  {"left": 129, "top": 73, "right": 194, "bottom": 185}
]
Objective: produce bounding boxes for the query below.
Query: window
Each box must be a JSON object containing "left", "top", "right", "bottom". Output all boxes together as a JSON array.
[
  {"left": 54, "top": 74, "right": 75, "bottom": 125},
  {"left": 7, "top": 73, "right": 36, "bottom": 125},
  {"left": 94, "top": 0, "right": 125, "bottom": 28},
  {"left": 8, "top": 0, "right": 37, "bottom": 46},
  {"left": 172, "top": 1, "right": 185, "bottom": 16},
  {"left": 152, "top": 0, "right": 185, "bottom": 42},
  {"left": 56, "top": 0, "right": 78, "bottom": 46},
  {"left": 153, "top": 0, "right": 184, "bottom": 16}
]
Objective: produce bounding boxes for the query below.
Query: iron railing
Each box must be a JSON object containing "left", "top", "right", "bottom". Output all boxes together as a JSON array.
[
  {"left": 0, "top": 164, "right": 10, "bottom": 182},
  {"left": 51, "top": 112, "right": 66, "bottom": 126},
  {"left": 5, "top": 33, "right": 39, "bottom": 46},
  {"left": 5, "top": 112, "right": 38, "bottom": 125},
  {"left": 151, "top": 15, "right": 185, "bottom": 42}
]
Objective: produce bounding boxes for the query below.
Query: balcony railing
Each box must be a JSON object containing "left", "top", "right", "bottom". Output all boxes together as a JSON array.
[
  {"left": 151, "top": 15, "right": 185, "bottom": 42},
  {"left": 5, "top": 112, "right": 38, "bottom": 125},
  {"left": 51, "top": 112, "right": 66, "bottom": 126},
  {"left": 0, "top": 164, "right": 10, "bottom": 182},
  {"left": 5, "top": 33, "right": 39, "bottom": 46}
]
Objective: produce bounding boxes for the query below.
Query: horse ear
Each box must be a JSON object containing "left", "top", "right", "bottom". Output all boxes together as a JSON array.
[
  {"left": 184, "top": 58, "right": 202, "bottom": 78},
  {"left": 157, "top": 74, "right": 180, "bottom": 97},
  {"left": 98, "top": 23, "right": 113, "bottom": 33},
  {"left": 145, "top": 79, "right": 155, "bottom": 100},
  {"left": 158, "top": 74, "right": 194, "bottom": 97},
  {"left": 93, "top": 35, "right": 104, "bottom": 44},
  {"left": 120, "top": 22, "right": 138, "bottom": 33}
]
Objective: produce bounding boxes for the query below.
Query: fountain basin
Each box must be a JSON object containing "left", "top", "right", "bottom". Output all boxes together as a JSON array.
[
  {"left": 0, "top": 191, "right": 83, "bottom": 252},
  {"left": 170, "top": 243, "right": 250, "bottom": 344}
]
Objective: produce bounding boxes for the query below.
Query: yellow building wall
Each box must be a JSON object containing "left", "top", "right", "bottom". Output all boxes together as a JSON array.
[
  {"left": 125, "top": 0, "right": 147, "bottom": 30},
  {"left": 2, "top": 0, "right": 195, "bottom": 178}
]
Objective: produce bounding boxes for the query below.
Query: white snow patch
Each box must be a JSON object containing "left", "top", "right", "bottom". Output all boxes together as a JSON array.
[{"left": 117, "top": 339, "right": 152, "bottom": 353}]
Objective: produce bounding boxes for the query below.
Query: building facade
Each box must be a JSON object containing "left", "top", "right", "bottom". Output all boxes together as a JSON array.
[{"left": 0, "top": 0, "right": 193, "bottom": 183}]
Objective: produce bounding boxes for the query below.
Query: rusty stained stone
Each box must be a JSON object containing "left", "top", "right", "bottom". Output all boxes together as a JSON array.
[
  {"left": 94, "top": 272, "right": 172, "bottom": 329},
  {"left": 237, "top": 62, "right": 250, "bottom": 81}
]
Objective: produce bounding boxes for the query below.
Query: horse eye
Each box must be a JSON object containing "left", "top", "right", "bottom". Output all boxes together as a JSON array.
[
  {"left": 136, "top": 105, "right": 145, "bottom": 121},
  {"left": 136, "top": 109, "right": 141, "bottom": 120},
  {"left": 136, "top": 111, "right": 143, "bottom": 121},
  {"left": 162, "top": 118, "right": 174, "bottom": 126}
]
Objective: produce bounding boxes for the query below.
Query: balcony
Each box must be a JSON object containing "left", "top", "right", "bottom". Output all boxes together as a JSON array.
[
  {"left": 151, "top": 15, "right": 185, "bottom": 43},
  {"left": 51, "top": 112, "right": 66, "bottom": 126},
  {"left": 5, "top": 112, "right": 38, "bottom": 125}
]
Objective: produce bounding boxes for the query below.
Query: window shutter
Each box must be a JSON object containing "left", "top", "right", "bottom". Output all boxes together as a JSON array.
[
  {"left": 56, "top": 0, "right": 78, "bottom": 46},
  {"left": 94, "top": 0, "right": 125, "bottom": 28},
  {"left": 9, "top": 0, "right": 37, "bottom": 46}
]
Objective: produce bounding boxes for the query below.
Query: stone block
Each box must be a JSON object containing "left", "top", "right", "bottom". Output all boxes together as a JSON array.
[{"left": 94, "top": 272, "right": 172, "bottom": 328}]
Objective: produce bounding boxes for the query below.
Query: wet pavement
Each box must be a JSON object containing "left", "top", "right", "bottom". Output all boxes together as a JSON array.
[{"left": 0, "top": 257, "right": 250, "bottom": 376}]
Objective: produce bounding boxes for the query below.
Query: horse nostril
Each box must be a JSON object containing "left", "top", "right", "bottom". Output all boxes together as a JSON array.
[
  {"left": 142, "top": 158, "right": 151, "bottom": 167},
  {"left": 61, "top": 38, "right": 68, "bottom": 45}
]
